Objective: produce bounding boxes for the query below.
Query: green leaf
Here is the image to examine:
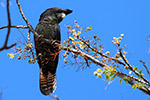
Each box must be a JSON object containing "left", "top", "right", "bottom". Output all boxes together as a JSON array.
[
  {"left": 133, "top": 66, "right": 135, "bottom": 70},
  {"left": 133, "top": 66, "right": 138, "bottom": 70},
  {"left": 105, "top": 75, "right": 109, "bottom": 80},
  {"left": 138, "top": 75, "right": 141, "bottom": 79},
  {"left": 112, "top": 75, "right": 117, "bottom": 80},
  {"left": 98, "top": 74, "right": 101, "bottom": 79},
  {"left": 132, "top": 84, "right": 136, "bottom": 90},
  {"left": 97, "top": 68, "right": 101, "bottom": 72},
  {"left": 107, "top": 73, "right": 111, "bottom": 77},
  {"left": 119, "top": 79, "right": 122, "bottom": 84},
  {"left": 132, "top": 84, "right": 139, "bottom": 90},
  {"left": 124, "top": 77, "right": 130, "bottom": 84},
  {"left": 104, "top": 67, "right": 109, "bottom": 71},
  {"left": 139, "top": 69, "right": 143, "bottom": 74},
  {"left": 141, "top": 84, "right": 146, "bottom": 87},
  {"left": 141, "top": 73, "right": 144, "bottom": 76},
  {"left": 108, "top": 77, "right": 111, "bottom": 82},
  {"left": 125, "top": 80, "right": 128, "bottom": 84}
]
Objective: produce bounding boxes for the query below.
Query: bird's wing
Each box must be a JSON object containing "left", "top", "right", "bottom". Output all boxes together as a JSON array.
[{"left": 34, "top": 22, "right": 60, "bottom": 95}]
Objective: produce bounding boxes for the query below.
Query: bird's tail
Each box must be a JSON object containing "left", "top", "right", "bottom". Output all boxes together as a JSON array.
[{"left": 40, "top": 68, "right": 56, "bottom": 95}]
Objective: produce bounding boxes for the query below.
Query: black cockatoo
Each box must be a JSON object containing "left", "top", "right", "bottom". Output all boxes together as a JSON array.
[{"left": 34, "top": 7, "right": 72, "bottom": 95}]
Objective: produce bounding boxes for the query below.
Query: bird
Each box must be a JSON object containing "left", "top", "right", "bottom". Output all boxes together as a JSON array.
[{"left": 34, "top": 7, "right": 72, "bottom": 95}]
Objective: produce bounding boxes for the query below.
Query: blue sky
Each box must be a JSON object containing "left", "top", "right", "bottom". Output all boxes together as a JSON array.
[{"left": 0, "top": 0, "right": 150, "bottom": 100}]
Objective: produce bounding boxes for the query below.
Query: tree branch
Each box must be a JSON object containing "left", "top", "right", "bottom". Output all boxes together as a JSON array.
[
  {"left": 0, "top": 0, "right": 16, "bottom": 52},
  {"left": 49, "top": 94, "right": 60, "bottom": 100},
  {"left": 16, "top": 0, "right": 47, "bottom": 41},
  {"left": 16, "top": 0, "right": 37, "bottom": 35},
  {"left": 116, "top": 71, "right": 150, "bottom": 95},
  {"left": 15, "top": 0, "right": 150, "bottom": 95},
  {"left": 0, "top": 25, "right": 28, "bottom": 30},
  {"left": 62, "top": 43, "right": 150, "bottom": 95},
  {"left": 118, "top": 44, "right": 150, "bottom": 85},
  {"left": 140, "top": 60, "right": 150, "bottom": 77},
  {"left": 16, "top": 0, "right": 61, "bottom": 46},
  {"left": 77, "top": 35, "right": 127, "bottom": 66}
]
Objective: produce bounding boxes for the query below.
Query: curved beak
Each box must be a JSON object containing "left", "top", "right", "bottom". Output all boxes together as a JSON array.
[{"left": 64, "top": 9, "right": 73, "bottom": 15}]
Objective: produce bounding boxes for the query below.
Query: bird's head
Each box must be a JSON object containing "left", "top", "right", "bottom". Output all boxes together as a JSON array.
[{"left": 39, "top": 7, "right": 72, "bottom": 24}]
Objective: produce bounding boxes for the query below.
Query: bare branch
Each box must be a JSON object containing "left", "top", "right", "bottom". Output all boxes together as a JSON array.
[
  {"left": 116, "top": 70, "right": 150, "bottom": 95},
  {"left": 16, "top": 0, "right": 62, "bottom": 47},
  {"left": 0, "top": 0, "right": 16, "bottom": 51},
  {"left": 16, "top": 0, "right": 30, "bottom": 26},
  {"left": 140, "top": 60, "right": 150, "bottom": 77},
  {"left": 49, "top": 94, "right": 60, "bottom": 100},
  {"left": 62, "top": 42, "right": 148, "bottom": 84},
  {"left": 118, "top": 44, "right": 150, "bottom": 85},
  {"left": 84, "top": 57, "right": 90, "bottom": 67},
  {"left": 62, "top": 44, "right": 150, "bottom": 95},
  {"left": 0, "top": 25, "right": 28, "bottom": 30},
  {"left": 16, "top": 0, "right": 38, "bottom": 36},
  {"left": 77, "top": 35, "right": 127, "bottom": 66},
  {"left": 5, "top": 0, "right": 11, "bottom": 46},
  {"left": 63, "top": 46, "right": 106, "bottom": 67},
  {"left": 16, "top": 0, "right": 46, "bottom": 41}
]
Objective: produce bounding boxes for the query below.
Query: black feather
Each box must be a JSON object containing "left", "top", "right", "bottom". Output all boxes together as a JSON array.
[{"left": 34, "top": 7, "right": 72, "bottom": 95}]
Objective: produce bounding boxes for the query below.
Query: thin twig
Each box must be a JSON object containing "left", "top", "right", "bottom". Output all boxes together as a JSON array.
[
  {"left": 0, "top": 25, "right": 28, "bottom": 30},
  {"left": 0, "top": 0, "right": 16, "bottom": 51},
  {"left": 16, "top": 0, "right": 30, "bottom": 26},
  {"left": 63, "top": 44, "right": 150, "bottom": 95},
  {"left": 16, "top": 0, "right": 50, "bottom": 43},
  {"left": 4, "top": 0, "right": 11, "bottom": 46},
  {"left": 140, "top": 60, "right": 150, "bottom": 77},
  {"left": 118, "top": 44, "right": 150, "bottom": 85},
  {"left": 77, "top": 35, "right": 127, "bottom": 66},
  {"left": 84, "top": 57, "right": 89, "bottom": 67},
  {"left": 49, "top": 94, "right": 60, "bottom": 100},
  {"left": 115, "top": 70, "right": 150, "bottom": 95},
  {"left": 18, "top": 29, "right": 28, "bottom": 43}
]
